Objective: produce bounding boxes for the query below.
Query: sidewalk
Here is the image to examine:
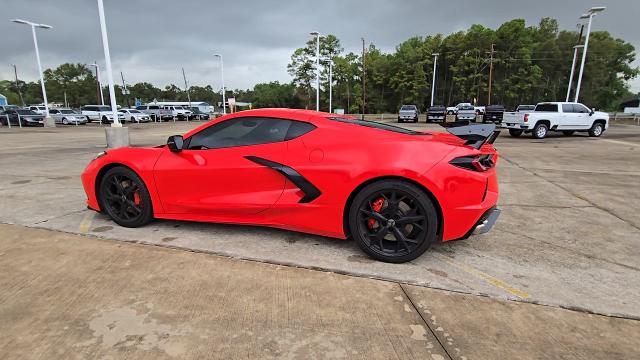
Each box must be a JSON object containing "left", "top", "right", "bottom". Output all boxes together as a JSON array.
[{"left": 0, "top": 223, "right": 638, "bottom": 359}]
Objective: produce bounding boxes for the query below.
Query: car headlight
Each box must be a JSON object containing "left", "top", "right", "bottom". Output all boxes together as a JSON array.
[{"left": 93, "top": 151, "right": 107, "bottom": 161}]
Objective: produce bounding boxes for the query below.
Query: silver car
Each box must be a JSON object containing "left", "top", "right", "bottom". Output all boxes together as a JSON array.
[
  {"left": 455, "top": 104, "right": 477, "bottom": 122},
  {"left": 119, "top": 109, "right": 151, "bottom": 123},
  {"left": 49, "top": 108, "right": 88, "bottom": 125}
]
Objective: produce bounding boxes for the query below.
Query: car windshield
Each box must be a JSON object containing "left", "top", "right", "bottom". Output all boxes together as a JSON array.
[
  {"left": 460, "top": 105, "right": 475, "bottom": 110},
  {"left": 327, "top": 117, "right": 425, "bottom": 135},
  {"left": 129, "top": 110, "right": 141, "bottom": 113},
  {"left": 400, "top": 105, "right": 415, "bottom": 111},
  {"left": 17, "top": 110, "right": 38, "bottom": 115},
  {"left": 60, "top": 110, "right": 76, "bottom": 114},
  {"left": 97, "top": 106, "right": 111, "bottom": 111}
]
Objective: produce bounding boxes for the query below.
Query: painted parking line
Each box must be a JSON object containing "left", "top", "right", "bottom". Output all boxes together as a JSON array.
[
  {"left": 435, "top": 254, "right": 530, "bottom": 299},
  {"left": 78, "top": 212, "right": 95, "bottom": 233}
]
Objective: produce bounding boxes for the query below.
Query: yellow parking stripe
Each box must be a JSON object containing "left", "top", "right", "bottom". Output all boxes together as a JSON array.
[
  {"left": 436, "top": 254, "right": 530, "bottom": 299},
  {"left": 78, "top": 212, "right": 95, "bottom": 233}
]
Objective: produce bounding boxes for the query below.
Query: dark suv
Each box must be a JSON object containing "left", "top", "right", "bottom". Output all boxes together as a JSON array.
[{"left": 426, "top": 105, "right": 446, "bottom": 122}]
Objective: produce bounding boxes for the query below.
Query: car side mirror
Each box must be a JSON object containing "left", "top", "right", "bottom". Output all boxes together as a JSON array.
[
  {"left": 167, "top": 135, "right": 184, "bottom": 152},
  {"left": 590, "top": 108, "right": 595, "bottom": 116}
]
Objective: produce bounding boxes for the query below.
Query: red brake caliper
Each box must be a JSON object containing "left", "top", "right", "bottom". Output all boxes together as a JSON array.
[
  {"left": 133, "top": 191, "right": 142, "bottom": 206},
  {"left": 367, "top": 198, "right": 385, "bottom": 229}
]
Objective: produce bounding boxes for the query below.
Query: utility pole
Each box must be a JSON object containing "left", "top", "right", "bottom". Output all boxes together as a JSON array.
[
  {"left": 487, "top": 43, "right": 495, "bottom": 105},
  {"left": 430, "top": 53, "right": 439, "bottom": 107},
  {"left": 361, "top": 37, "right": 366, "bottom": 119},
  {"left": 120, "top": 71, "right": 130, "bottom": 107},
  {"left": 566, "top": 25, "right": 585, "bottom": 101},
  {"left": 12, "top": 65, "right": 25, "bottom": 107},
  {"left": 182, "top": 67, "right": 192, "bottom": 111}
]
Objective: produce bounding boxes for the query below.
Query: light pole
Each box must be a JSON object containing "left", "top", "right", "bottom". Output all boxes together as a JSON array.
[
  {"left": 89, "top": 62, "right": 105, "bottom": 105},
  {"left": 575, "top": 6, "right": 606, "bottom": 102},
  {"left": 310, "top": 31, "right": 321, "bottom": 111},
  {"left": 430, "top": 53, "right": 439, "bottom": 107},
  {"left": 96, "top": 0, "right": 128, "bottom": 148},
  {"left": 213, "top": 54, "right": 226, "bottom": 114},
  {"left": 566, "top": 45, "right": 584, "bottom": 102},
  {"left": 329, "top": 58, "right": 333, "bottom": 113},
  {"left": 11, "top": 19, "right": 54, "bottom": 127}
]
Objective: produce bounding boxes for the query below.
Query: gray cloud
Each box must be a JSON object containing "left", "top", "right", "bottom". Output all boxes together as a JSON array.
[{"left": 1, "top": 0, "right": 638, "bottom": 92}]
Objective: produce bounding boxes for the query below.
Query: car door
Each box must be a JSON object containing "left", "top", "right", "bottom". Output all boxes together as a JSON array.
[
  {"left": 153, "top": 116, "right": 292, "bottom": 217},
  {"left": 572, "top": 103, "right": 592, "bottom": 129},
  {"left": 559, "top": 104, "right": 577, "bottom": 129}
]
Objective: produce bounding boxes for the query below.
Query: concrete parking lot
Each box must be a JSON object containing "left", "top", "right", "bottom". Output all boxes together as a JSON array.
[{"left": 0, "top": 119, "right": 639, "bottom": 358}]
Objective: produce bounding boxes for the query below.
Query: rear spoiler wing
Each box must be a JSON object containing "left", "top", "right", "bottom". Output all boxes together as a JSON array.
[{"left": 440, "top": 121, "right": 500, "bottom": 149}]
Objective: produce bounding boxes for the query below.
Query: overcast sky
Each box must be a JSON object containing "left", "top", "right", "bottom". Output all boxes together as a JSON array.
[{"left": 1, "top": 0, "right": 638, "bottom": 94}]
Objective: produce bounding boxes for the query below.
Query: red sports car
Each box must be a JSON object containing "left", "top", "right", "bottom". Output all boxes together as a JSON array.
[{"left": 81, "top": 108, "right": 500, "bottom": 263}]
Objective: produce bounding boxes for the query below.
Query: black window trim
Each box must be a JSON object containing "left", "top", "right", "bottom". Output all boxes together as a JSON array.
[{"left": 184, "top": 116, "right": 316, "bottom": 150}]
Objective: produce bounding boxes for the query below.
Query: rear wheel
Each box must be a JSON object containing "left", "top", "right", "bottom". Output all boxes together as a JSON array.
[
  {"left": 588, "top": 122, "right": 604, "bottom": 137},
  {"left": 98, "top": 166, "right": 153, "bottom": 228},
  {"left": 533, "top": 123, "right": 548, "bottom": 139},
  {"left": 348, "top": 180, "right": 438, "bottom": 263},
  {"left": 62, "top": 118, "right": 69, "bottom": 125},
  {"left": 509, "top": 129, "right": 523, "bottom": 137},
  {"left": 562, "top": 130, "right": 575, "bottom": 136},
  {"left": 101, "top": 116, "right": 109, "bottom": 124}
]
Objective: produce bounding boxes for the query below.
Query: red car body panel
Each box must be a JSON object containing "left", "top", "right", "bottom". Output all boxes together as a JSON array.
[{"left": 81, "top": 108, "right": 499, "bottom": 241}]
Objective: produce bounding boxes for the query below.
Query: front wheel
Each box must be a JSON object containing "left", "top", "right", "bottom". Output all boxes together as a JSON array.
[
  {"left": 98, "top": 166, "right": 154, "bottom": 228},
  {"left": 509, "top": 129, "right": 523, "bottom": 137},
  {"left": 533, "top": 123, "right": 548, "bottom": 139},
  {"left": 348, "top": 180, "right": 438, "bottom": 263},
  {"left": 62, "top": 118, "right": 69, "bottom": 125},
  {"left": 588, "top": 122, "right": 604, "bottom": 137}
]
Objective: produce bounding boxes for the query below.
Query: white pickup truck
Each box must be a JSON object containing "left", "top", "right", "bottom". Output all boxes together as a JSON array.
[{"left": 502, "top": 102, "right": 609, "bottom": 139}]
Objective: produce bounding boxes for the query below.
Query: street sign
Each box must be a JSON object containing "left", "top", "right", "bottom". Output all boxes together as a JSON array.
[{"left": 135, "top": 98, "right": 141, "bottom": 107}]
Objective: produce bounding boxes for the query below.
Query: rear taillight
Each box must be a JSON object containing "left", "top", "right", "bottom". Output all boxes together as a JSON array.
[
  {"left": 524, "top": 113, "right": 529, "bottom": 122},
  {"left": 450, "top": 154, "right": 496, "bottom": 172}
]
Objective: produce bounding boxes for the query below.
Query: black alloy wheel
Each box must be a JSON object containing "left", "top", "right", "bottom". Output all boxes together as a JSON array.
[
  {"left": 98, "top": 167, "right": 153, "bottom": 227},
  {"left": 349, "top": 180, "right": 437, "bottom": 263}
]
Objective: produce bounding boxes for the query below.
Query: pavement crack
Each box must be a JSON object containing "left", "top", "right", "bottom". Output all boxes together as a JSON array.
[
  {"left": 501, "top": 155, "right": 640, "bottom": 232},
  {"left": 32, "top": 209, "right": 87, "bottom": 225},
  {"left": 399, "top": 284, "right": 454, "bottom": 360}
]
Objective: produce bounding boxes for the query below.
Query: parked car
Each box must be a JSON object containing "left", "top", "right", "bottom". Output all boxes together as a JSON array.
[
  {"left": 0, "top": 105, "right": 21, "bottom": 112},
  {"left": 119, "top": 109, "right": 151, "bottom": 123},
  {"left": 502, "top": 102, "right": 609, "bottom": 139},
  {"left": 515, "top": 105, "right": 535, "bottom": 112},
  {"left": 398, "top": 104, "right": 419, "bottom": 123},
  {"left": 81, "top": 109, "right": 501, "bottom": 263},
  {"left": 49, "top": 108, "right": 88, "bottom": 125},
  {"left": 446, "top": 103, "right": 479, "bottom": 116},
  {"left": 426, "top": 105, "right": 446, "bottom": 122},
  {"left": 81, "top": 105, "right": 126, "bottom": 124},
  {"left": 189, "top": 107, "right": 210, "bottom": 120},
  {"left": 28, "top": 105, "right": 47, "bottom": 115},
  {"left": 0, "top": 109, "right": 44, "bottom": 126},
  {"left": 162, "top": 105, "right": 192, "bottom": 120},
  {"left": 454, "top": 104, "right": 477, "bottom": 122},
  {"left": 136, "top": 105, "right": 173, "bottom": 121},
  {"left": 483, "top": 105, "right": 505, "bottom": 123}
]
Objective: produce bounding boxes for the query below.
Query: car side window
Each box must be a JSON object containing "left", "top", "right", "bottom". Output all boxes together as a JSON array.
[
  {"left": 187, "top": 117, "right": 293, "bottom": 150},
  {"left": 574, "top": 104, "right": 590, "bottom": 113},
  {"left": 562, "top": 104, "right": 574, "bottom": 113}
]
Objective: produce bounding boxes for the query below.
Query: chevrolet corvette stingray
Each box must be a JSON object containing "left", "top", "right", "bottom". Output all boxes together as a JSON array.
[{"left": 81, "top": 108, "right": 501, "bottom": 263}]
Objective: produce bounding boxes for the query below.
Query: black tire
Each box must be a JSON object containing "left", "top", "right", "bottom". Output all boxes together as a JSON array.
[
  {"left": 414, "top": 117, "right": 418, "bottom": 123},
  {"left": 509, "top": 129, "right": 523, "bottom": 137},
  {"left": 98, "top": 166, "right": 153, "bottom": 228},
  {"left": 588, "top": 122, "right": 604, "bottom": 137},
  {"left": 348, "top": 180, "right": 438, "bottom": 263},
  {"left": 562, "top": 130, "right": 575, "bottom": 136},
  {"left": 101, "top": 116, "right": 109, "bottom": 124},
  {"left": 398, "top": 118, "right": 403, "bottom": 123},
  {"left": 532, "top": 122, "right": 548, "bottom": 139},
  {"left": 131, "top": 116, "right": 136, "bottom": 123}
]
